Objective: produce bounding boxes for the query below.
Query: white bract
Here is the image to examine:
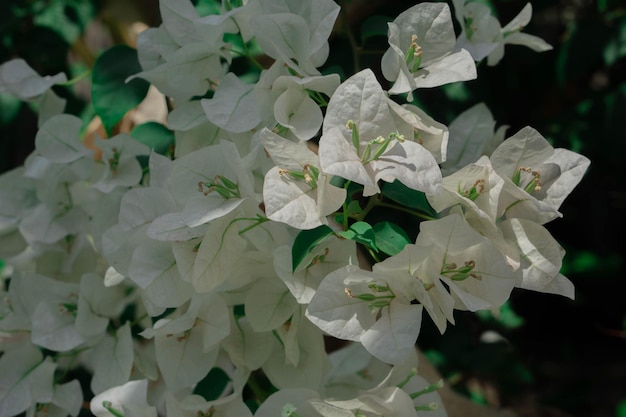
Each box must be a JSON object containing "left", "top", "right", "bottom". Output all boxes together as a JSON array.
[
  {"left": 249, "top": 0, "right": 340, "bottom": 75},
  {"left": 0, "top": 0, "right": 589, "bottom": 416},
  {"left": 453, "top": 1, "right": 553, "bottom": 65},
  {"left": 381, "top": 2, "right": 477, "bottom": 97},
  {"left": 262, "top": 128, "right": 345, "bottom": 229},
  {"left": 319, "top": 69, "right": 443, "bottom": 196}
]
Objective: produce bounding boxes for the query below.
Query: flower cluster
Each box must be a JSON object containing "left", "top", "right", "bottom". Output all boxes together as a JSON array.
[{"left": 0, "top": 1, "right": 588, "bottom": 417}]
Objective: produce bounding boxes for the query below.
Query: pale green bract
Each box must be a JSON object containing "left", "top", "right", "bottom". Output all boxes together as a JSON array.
[{"left": 0, "top": 0, "right": 589, "bottom": 416}]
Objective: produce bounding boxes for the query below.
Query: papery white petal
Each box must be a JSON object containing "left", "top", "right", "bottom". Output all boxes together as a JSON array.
[
  {"left": 0, "top": 344, "right": 55, "bottom": 417},
  {"left": 202, "top": 73, "right": 260, "bottom": 133},
  {"left": 34, "top": 115, "right": 90, "bottom": 163},
  {"left": 263, "top": 317, "right": 329, "bottom": 391},
  {"left": 306, "top": 265, "right": 376, "bottom": 341},
  {"left": 254, "top": 388, "right": 322, "bottom": 417},
  {"left": 246, "top": 276, "right": 298, "bottom": 332},
  {"left": 274, "top": 88, "right": 323, "bottom": 140},
  {"left": 31, "top": 301, "right": 85, "bottom": 351},
  {"left": 90, "top": 322, "right": 134, "bottom": 394},
  {"left": 409, "top": 49, "right": 477, "bottom": 90},
  {"left": 505, "top": 32, "right": 553, "bottom": 51},
  {"left": 263, "top": 166, "right": 329, "bottom": 230},
  {"left": 0, "top": 59, "right": 66, "bottom": 100},
  {"left": 360, "top": 303, "right": 422, "bottom": 365},
  {"left": 222, "top": 316, "right": 274, "bottom": 370},
  {"left": 90, "top": 380, "right": 155, "bottom": 417}
]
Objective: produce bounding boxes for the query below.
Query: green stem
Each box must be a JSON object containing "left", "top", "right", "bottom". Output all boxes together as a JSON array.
[
  {"left": 56, "top": 70, "right": 92, "bottom": 86},
  {"left": 246, "top": 373, "right": 271, "bottom": 405},
  {"left": 230, "top": 20, "right": 265, "bottom": 71},
  {"left": 341, "top": 181, "right": 352, "bottom": 230},
  {"left": 367, "top": 246, "right": 381, "bottom": 263},
  {"left": 372, "top": 200, "right": 436, "bottom": 221}
]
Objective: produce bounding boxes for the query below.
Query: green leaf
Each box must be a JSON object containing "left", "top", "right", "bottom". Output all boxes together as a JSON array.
[
  {"left": 0, "top": 92, "right": 22, "bottom": 125},
  {"left": 372, "top": 222, "right": 411, "bottom": 256},
  {"left": 381, "top": 180, "right": 436, "bottom": 216},
  {"left": 291, "top": 225, "right": 335, "bottom": 271},
  {"left": 192, "top": 367, "right": 231, "bottom": 401},
  {"left": 130, "top": 122, "right": 175, "bottom": 156},
  {"left": 92, "top": 45, "right": 150, "bottom": 136},
  {"left": 338, "top": 221, "right": 378, "bottom": 252},
  {"left": 34, "top": 2, "right": 95, "bottom": 44},
  {"left": 345, "top": 200, "right": 363, "bottom": 217}
]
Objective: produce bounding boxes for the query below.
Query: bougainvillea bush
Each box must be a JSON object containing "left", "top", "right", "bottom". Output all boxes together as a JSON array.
[{"left": 0, "top": 0, "right": 590, "bottom": 416}]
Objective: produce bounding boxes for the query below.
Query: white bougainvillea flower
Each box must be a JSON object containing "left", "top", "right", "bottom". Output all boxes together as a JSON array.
[
  {"left": 166, "top": 392, "right": 254, "bottom": 417},
  {"left": 255, "top": 71, "right": 340, "bottom": 140},
  {"left": 427, "top": 156, "right": 522, "bottom": 270},
  {"left": 245, "top": 275, "right": 298, "bottom": 333},
  {"left": 147, "top": 140, "right": 257, "bottom": 238},
  {"left": 262, "top": 128, "right": 345, "bottom": 229},
  {"left": 75, "top": 272, "right": 128, "bottom": 342},
  {"left": 93, "top": 134, "right": 151, "bottom": 193},
  {"left": 0, "top": 59, "right": 66, "bottom": 100},
  {"left": 440, "top": 102, "right": 508, "bottom": 175},
  {"left": 429, "top": 156, "right": 504, "bottom": 229},
  {"left": 134, "top": 35, "right": 230, "bottom": 100},
  {"left": 164, "top": 364, "right": 251, "bottom": 417},
  {"left": 1, "top": 272, "right": 86, "bottom": 351},
  {"left": 222, "top": 312, "right": 275, "bottom": 371},
  {"left": 381, "top": 2, "right": 476, "bottom": 97},
  {"left": 488, "top": 3, "right": 553, "bottom": 66},
  {"left": 158, "top": 0, "right": 237, "bottom": 46},
  {"left": 490, "top": 126, "right": 590, "bottom": 224},
  {"left": 86, "top": 322, "right": 134, "bottom": 394},
  {"left": 375, "top": 214, "right": 517, "bottom": 333},
  {"left": 323, "top": 69, "right": 448, "bottom": 160},
  {"left": 323, "top": 387, "right": 420, "bottom": 417},
  {"left": 254, "top": 388, "right": 327, "bottom": 417},
  {"left": 249, "top": 0, "right": 340, "bottom": 75},
  {"left": 306, "top": 265, "right": 423, "bottom": 365},
  {"left": 90, "top": 379, "right": 157, "bottom": 417},
  {"left": 133, "top": 0, "right": 238, "bottom": 99},
  {"left": 387, "top": 101, "right": 449, "bottom": 164},
  {"left": 201, "top": 73, "right": 261, "bottom": 134},
  {"left": 321, "top": 349, "right": 445, "bottom": 417},
  {"left": 167, "top": 100, "right": 252, "bottom": 157},
  {"left": 0, "top": 343, "right": 57, "bottom": 417},
  {"left": 139, "top": 293, "right": 229, "bottom": 389},
  {"left": 33, "top": 114, "right": 93, "bottom": 164},
  {"left": 500, "top": 218, "right": 575, "bottom": 299},
  {"left": 263, "top": 312, "right": 331, "bottom": 391},
  {"left": 452, "top": 0, "right": 502, "bottom": 61},
  {"left": 319, "top": 69, "right": 442, "bottom": 196},
  {"left": 274, "top": 235, "right": 358, "bottom": 304}
]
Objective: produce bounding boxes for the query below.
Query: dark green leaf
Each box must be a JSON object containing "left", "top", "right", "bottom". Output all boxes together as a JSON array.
[
  {"left": 381, "top": 180, "right": 437, "bottom": 216},
  {"left": 338, "top": 221, "right": 378, "bottom": 251},
  {"left": 292, "top": 225, "right": 335, "bottom": 271},
  {"left": 345, "top": 200, "right": 363, "bottom": 217},
  {"left": 193, "top": 367, "right": 231, "bottom": 401},
  {"left": 360, "top": 15, "right": 392, "bottom": 43},
  {"left": 372, "top": 222, "right": 411, "bottom": 256},
  {"left": 92, "top": 45, "right": 150, "bottom": 136},
  {"left": 130, "top": 122, "right": 175, "bottom": 156},
  {"left": 0, "top": 93, "right": 22, "bottom": 125}
]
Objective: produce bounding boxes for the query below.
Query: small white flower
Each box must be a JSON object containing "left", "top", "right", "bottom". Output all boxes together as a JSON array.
[{"left": 381, "top": 2, "right": 476, "bottom": 97}]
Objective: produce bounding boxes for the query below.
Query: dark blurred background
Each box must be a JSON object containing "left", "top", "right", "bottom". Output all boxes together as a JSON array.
[{"left": 1, "top": 0, "right": 624, "bottom": 416}]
